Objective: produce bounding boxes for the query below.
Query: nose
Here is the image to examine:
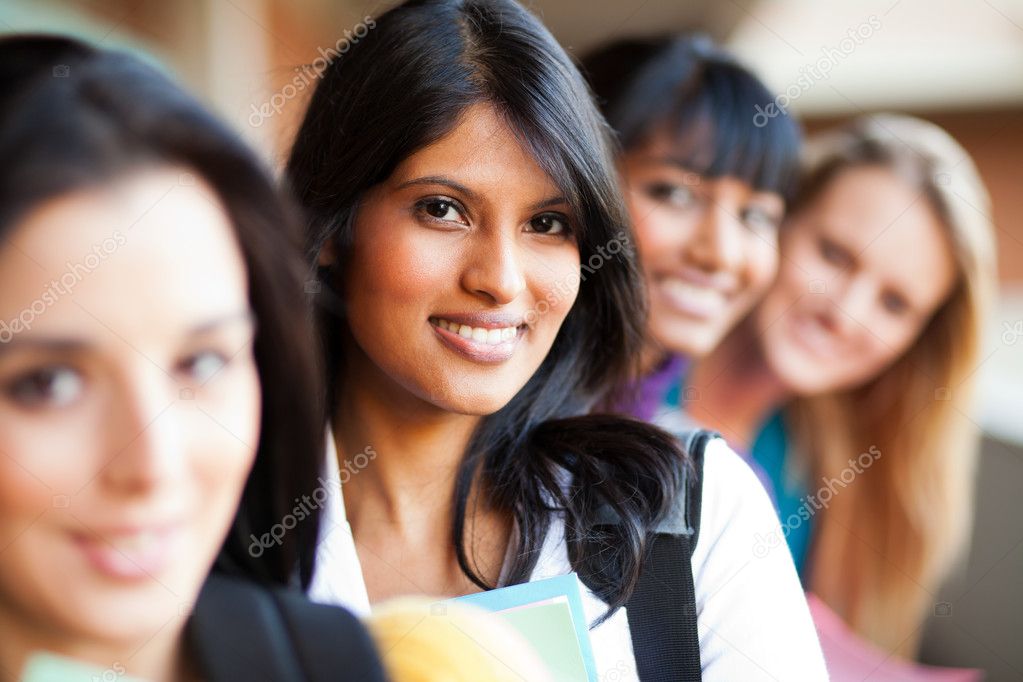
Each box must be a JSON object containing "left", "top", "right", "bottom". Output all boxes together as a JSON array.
[
  {"left": 101, "top": 368, "right": 184, "bottom": 496},
  {"left": 685, "top": 203, "right": 745, "bottom": 275},
  {"left": 825, "top": 275, "right": 875, "bottom": 336},
  {"left": 461, "top": 228, "right": 527, "bottom": 305}
]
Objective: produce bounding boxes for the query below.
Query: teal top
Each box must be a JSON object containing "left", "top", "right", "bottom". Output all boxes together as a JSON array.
[{"left": 750, "top": 411, "right": 813, "bottom": 580}]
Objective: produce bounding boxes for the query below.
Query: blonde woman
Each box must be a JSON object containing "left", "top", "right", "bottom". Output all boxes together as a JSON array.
[{"left": 687, "top": 113, "right": 997, "bottom": 659}]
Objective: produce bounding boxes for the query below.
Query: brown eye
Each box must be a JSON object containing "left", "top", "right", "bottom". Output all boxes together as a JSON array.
[
  {"left": 819, "top": 237, "right": 852, "bottom": 267},
  {"left": 646, "top": 182, "right": 696, "bottom": 208},
  {"left": 426, "top": 200, "right": 453, "bottom": 219},
  {"left": 6, "top": 365, "right": 83, "bottom": 409},
  {"left": 416, "top": 198, "right": 465, "bottom": 224},
  {"left": 528, "top": 213, "right": 569, "bottom": 235},
  {"left": 742, "top": 206, "right": 781, "bottom": 232},
  {"left": 177, "top": 350, "right": 230, "bottom": 384},
  {"left": 881, "top": 291, "right": 909, "bottom": 316}
]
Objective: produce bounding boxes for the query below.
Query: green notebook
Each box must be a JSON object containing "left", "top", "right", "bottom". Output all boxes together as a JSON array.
[
  {"left": 21, "top": 652, "right": 147, "bottom": 682},
  {"left": 451, "top": 573, "right": 597, "bottom": 682}
]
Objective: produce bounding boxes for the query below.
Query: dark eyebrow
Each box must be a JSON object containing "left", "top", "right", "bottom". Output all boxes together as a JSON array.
[
  {"left": 531, "top": 195, "right": 570, "bottom": 212},
  {"left": 189, "top": 310, "right": 257, "bottom": 336},
  {"left": 395, "top": 175, "right": 568, "bottom": 213},
  {"left": 0, "top": 309, "right": 256, "bottom": 357},
  {"left": 395, "top": 176, "right": 481, "bottom": 204},
  {"left": 0, "top": 338, "right": 87, "bottom": 356},
  {"left": 636, "top": 156, "right": 695, "bottom": 173}
]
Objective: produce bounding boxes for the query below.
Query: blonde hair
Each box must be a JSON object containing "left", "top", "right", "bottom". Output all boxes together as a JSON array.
[
  {"left": 788, "top": 114, "right": 997, "bottom": 657},
  {"left": 367, "top": 598, "right": 555, "bottom": 682}
]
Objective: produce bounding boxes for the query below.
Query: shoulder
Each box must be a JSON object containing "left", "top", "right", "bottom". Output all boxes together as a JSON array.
[
  {"left": 688, "top": 438, "right": 830, "bottom": 680},
  {"left": 691, "top": 434, "right": 789, "bottom": 573},
  {"left": 700, "top": 437, "right": 772, "bottom": 515},
  {"left": 191, "top": 573, "right": 387, "bottom": 681}
]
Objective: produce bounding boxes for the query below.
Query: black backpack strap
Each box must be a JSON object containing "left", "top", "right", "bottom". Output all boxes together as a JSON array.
[
  {"left": 190, "top": 573, "right": 387, "bottom": 682},
  {"left": 626, "top": 428, "right": 714, "bottom": 682}
]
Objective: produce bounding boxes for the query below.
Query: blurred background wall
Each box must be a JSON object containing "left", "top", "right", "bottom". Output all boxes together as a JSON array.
[{"left": 2, "top": 0, "right": 1021, "bottom": 677}]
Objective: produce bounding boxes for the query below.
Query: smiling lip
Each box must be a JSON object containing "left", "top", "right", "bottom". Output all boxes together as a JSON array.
[
  {"left": 788, "top": 311, "right": 840, "bottom": 361},
  {"left": 431, "top": 312, "right": 526, "bottom": 329},
  {"left": 71, "top": 523, "right": 183, "bottom": 581},
  {"left": 429, "top": 315, "right": 525, "bottom": 364},
  {"left": 655, "top": 276, "right": 731, "bottom": 321}
]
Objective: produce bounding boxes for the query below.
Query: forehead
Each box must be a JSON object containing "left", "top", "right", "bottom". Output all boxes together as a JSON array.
[
  {"left": 0, "top": 168, "right": 248, "bottom": 345},
  {"left": 389, "top": 103, "right": 562, "bottom": 199},
  {"left": 806, "top": 165, "right": 958, "bottom": 309}
]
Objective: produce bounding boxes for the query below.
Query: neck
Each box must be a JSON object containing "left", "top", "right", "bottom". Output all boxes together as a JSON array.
[
  {"left": 638, "top": 337, "right": 670, "bottom": 378},
  {"left": 0, "top": 610, "right": 191, "bottom": 682},
  {"left": 333, "top": 351, "right": 483, "bottom": 543},
  {"left": 687, "top": 319, "right": 791, "bottom": 450}
]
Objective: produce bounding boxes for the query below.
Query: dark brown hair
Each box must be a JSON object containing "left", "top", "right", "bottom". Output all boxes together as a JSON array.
[{"left": 0, "top": 34, "right": 325, "bottom": 588}]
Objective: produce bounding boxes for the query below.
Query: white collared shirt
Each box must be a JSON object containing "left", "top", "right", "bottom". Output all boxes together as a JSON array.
[{"left": 310, "top": 433, "right": 829, "bottom": 681}]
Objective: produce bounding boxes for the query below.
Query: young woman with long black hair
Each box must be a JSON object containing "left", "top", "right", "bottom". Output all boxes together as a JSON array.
[
  {"left": 582, "top": 36, "right": 801, "bottom": 454},
  {"left": 287, "top": 1, "right": 827, "bottom": 679}
]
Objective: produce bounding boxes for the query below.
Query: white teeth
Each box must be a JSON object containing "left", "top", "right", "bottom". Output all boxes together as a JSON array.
[
  {"left": 658, "top": 278, "right": 732, "bottom": 314},
  {"left": 431, "top": 318, "right": 519, "bottom": 346},
  {"left": 662, "top": 278, "right": 727, "bottom": 310}
]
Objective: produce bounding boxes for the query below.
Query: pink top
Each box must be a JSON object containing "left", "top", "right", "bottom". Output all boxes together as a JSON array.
[{"left": 808, "top": 593, "right": 982, "bottom": 681}]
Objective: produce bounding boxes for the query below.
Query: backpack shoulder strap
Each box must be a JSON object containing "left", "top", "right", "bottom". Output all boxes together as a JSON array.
[
  {"left": 190, "top": 573, "right": 387, "bottom": 682},
  {"left": 626, "top": 427, "right": 714, "bottom": 682},
  {"left": 678, "top": 427, "right": 711, "bottom": 549}
]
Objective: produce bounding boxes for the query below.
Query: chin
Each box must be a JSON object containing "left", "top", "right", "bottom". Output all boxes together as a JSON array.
[
  {"left": 653, "top": 322, "right": 719, "bottom": 359},
  {"left": 425, "top": 387, "right": 516, "bottom": 417},
  {"left": 766, "top": 348, "right": 829, "bottom": 396}
]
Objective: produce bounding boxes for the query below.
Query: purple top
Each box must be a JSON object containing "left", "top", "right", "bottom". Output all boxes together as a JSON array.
[
  {"left": 619, "top": 354, "right": 779, "bottom": 505},
  {"left": 619, "top": 355, "right": 688, "bottom": 422}
]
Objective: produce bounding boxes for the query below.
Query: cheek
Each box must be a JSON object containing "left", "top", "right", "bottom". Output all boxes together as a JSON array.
[
  {"left": 345, "top": 215, "right": 452, "bottom": 327},
  {"left": 629, "top": 200, "right": 690, "bottom": 261},
  {"left": 195, "top": 366, "right": 262, "bottom": 505},
  {"left": 777, "top": 235, "right": 823, "bottom": 300},
  {"left": 528, "top": 248, "right": 580, "bottom": 328},
  {"left": 0, "top": 413, "right": 101, "bottom": 515},
  {"left": 0, "top": 448, "right": 60, "bottom": 545},
  {"left": 859, "top": 321, "right": 921, "bottom": 374},
  {"left": 742, "top": 236, "right": 780, "bottom": 297}
]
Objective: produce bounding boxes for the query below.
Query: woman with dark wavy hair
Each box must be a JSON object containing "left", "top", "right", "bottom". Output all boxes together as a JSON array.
[{"left": 288, "top": 0, "right": 826, "bottom": 678}]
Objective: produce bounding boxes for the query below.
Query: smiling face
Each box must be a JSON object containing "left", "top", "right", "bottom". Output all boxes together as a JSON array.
[
  {"left": 621, "top": 134, "right": 784, "bottom": 361},
  {"left": 337, "top": 103, "right": 581, "bottom": 415},
  {"left": 0, "top": 168, "right": 260, "bottom": 655},
  {"left": 755, "top": 165, "right": 958, "bottom": 394}
]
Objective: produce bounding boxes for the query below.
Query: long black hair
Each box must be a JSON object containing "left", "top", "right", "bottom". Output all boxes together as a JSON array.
[
  {"left": 0, "top": 35, "right": 325, "bottom": 588},
  {"left": 287, "top": 0, "right": 689, "bottom": 617},
  {"left": 582, "top": 34, "right": 802, "bottom": 201}
]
